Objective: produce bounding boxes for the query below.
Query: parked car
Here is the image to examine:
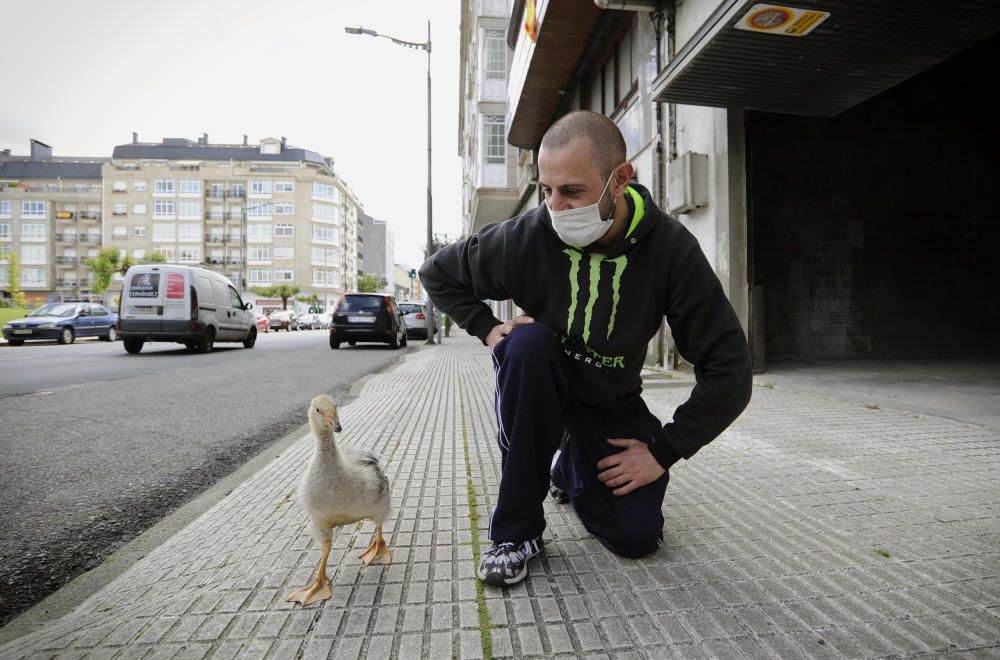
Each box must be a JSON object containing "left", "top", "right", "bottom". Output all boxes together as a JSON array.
[
  {"left": 329, "top": 293, "right": 407, "bottom": 349},
  {"left": 118, "top": 264, "right": 256, "bottom": 354},
  {"left": 2, "top": 302, "right": 118, "bottom": 346},
  {"left": 268, "top": 309, "right": 299, "bottom": 331},
  {"left": 298, "top": 312, "right": 322, "bottom": 330},
  {"left": 255, "top": 313, "right": 270, "bottom": 333},
  {"left": 399, "top": 301, "right": 437, "bottom": 339}
]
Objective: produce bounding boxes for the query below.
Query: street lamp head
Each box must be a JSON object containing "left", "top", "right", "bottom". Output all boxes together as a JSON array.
[{"left": 344, "top": 26, "right": 378, "bottom": 37}]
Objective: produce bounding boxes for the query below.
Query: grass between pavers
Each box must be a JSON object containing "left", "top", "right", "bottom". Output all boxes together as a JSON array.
[{"left": 460, "top": 390, "right": 494, "bottom": 660}]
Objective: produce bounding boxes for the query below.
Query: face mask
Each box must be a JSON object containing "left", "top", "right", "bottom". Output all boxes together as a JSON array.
[{"left": 546, "top": 170, "right": 617, "bottom": 247}]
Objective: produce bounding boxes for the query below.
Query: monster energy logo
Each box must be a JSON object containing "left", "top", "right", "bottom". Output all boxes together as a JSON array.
[{"left": 563, "top": 249, "right": 628, "bottom": 343}]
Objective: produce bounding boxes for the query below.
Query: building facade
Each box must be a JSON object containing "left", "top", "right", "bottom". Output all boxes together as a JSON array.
[
  {"left": 103, "top": 134, "right": 360, "bottom": 309},
  {"left": 359, "top": 213, "right": 394, "bottom": 293},
  {"left": 461, "top": 0, "right": 1000, "bottom": 364},
  {"left": 0, "top": 140, "right": 107, "bottom": 304}
]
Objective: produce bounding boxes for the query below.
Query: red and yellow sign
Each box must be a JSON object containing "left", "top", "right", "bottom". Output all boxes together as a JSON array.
[
  {"left": 736, "top": 4, "right": 830, "bottom": 37},
  {"left": 524, "top": 0, "right": 538, "bottom": 43}
]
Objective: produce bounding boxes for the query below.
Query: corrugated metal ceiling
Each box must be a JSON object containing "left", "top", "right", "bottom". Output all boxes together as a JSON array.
[{"left": 652, "top": 0, "right": 1000, "bottom": 116}]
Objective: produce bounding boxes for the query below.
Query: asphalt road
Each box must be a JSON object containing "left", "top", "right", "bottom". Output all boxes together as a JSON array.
[{"left": 0, "top": 329, "right": 413, "bottom": 626}]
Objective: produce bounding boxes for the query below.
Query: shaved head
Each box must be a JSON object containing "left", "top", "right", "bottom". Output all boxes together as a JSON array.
[{"left": 540, "top": 111, "right": 626, "bottom": 180}]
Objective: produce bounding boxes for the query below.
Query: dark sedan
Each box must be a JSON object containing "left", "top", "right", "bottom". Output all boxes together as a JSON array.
[{"left": 3, "top": 303, "right": 118, "bottom": 346}]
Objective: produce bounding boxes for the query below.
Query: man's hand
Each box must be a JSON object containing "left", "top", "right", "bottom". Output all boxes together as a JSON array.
[
  {"left": 486, "top": 315, "right": 536, "bottom": 348},
  {"left": 596, "top": 439, "right": 666, "bottom": 496}
]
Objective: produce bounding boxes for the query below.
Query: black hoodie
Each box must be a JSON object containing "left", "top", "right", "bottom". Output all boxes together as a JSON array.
[{"left": 419, "top": 183, "right": 752, "bottom": 469}]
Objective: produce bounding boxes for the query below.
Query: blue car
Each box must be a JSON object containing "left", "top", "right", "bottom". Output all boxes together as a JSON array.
[{"left": 2, "top": 302, "right": 119, "bottom": 346}]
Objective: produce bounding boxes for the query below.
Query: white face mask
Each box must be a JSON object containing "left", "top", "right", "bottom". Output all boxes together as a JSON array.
[{"left": 545, "top": 170, "right": 617, "bottom": 247}]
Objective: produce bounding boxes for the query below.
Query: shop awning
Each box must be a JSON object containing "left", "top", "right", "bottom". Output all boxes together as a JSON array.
[{"left": 651, "top": 0, "right": 1000, "bottom": 116}]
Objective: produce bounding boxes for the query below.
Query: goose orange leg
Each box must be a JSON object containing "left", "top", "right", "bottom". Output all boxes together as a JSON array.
[
  {"left": 358, "top": 525, "right": 391, "bottom": 565},
  {"left": 287, "top": 539, "right": 333, "bottom": 606}
]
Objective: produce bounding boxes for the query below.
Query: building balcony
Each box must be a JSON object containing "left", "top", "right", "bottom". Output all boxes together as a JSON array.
[
  {"left": 205, "top": 189, "right": 246, "bottom": 199},
  {"left": 79, "top": 234, "right": 101, "bottom": 245},
  {"left": 56, "top": 256, "right": 78, "bottom": 266},
  {"left": 205, "top": 212, "right": 225, "bottom": 222},
  {"left": 56, "top": 280, "right": 80, "bottom": 288},
  {"left": 226, "top": 257, "right": 244, "bottom": 264},
  {"left": 206, "top": 234, "right": 226, "bottom": 244},
  {"left": 55, "top": 211, "right": 75, "bottom": 221},
  {"left": 206, "top": 256, "right": 225, "bottom": 265},
  {"left": 79, "top": 211, "right": 101, "bottom": 221},
  {"left": 55, "top": 234, "right": 77, "bottom": 243}
]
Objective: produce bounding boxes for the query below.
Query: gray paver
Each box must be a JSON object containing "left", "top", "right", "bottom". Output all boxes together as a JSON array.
[{"left": 0, "top": 335, "right": 998, "bottom": 659}]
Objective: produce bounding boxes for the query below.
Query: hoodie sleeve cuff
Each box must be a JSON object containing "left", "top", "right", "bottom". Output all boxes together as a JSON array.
[
  {"left": 649, "top": 427, "right": 682, "bottom": 470},
  {"left": 467, "top": 313, "right": 503, "bottom": 346}
]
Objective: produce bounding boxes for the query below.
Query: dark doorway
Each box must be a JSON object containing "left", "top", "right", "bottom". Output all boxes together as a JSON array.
[{"left": 748, "top": 32, "right": 1000, "bottom": 360}]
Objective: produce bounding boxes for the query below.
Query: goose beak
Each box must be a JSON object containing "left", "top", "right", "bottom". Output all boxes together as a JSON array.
[{"left": 323, "top": 411, "right": 342, "bottom": 433}]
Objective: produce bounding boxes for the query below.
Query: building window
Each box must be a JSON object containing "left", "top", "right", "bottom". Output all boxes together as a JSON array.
[
  {"left": 21, "top": 200, "right": 47, "bottom": 218},
  {"left": 153, "top": 223, "right": 176, "bottom": 242},
  {"left": 247, "top": 223, "right": 272, "bottom": 243},
  {"left": 153, "top": 200, "right": 176, "bottom": 218},
  {"left": 311, "top": 224, "right": 339, "bottom": 244},
  {"left": 178, "top": 246, "right": 201, "bottom": 263},
  {"left": 132, "top": 248, "right": 146, "bottom": 260},
  {"left": 178, "top": 223, "right": 201, "bottom": 242},
  {"left": 481, "top": 29, "right": 507, "bottom": 100},
  {"left": 247, "top": 203, "right": 273, "bottom": 219},
  {"left": 179, "top": 179, "right": 201, "bottom": 196},
  {"left": 312, "top": 181, "right": 337, "bottom": 200},
  {"left": 312, "top": 203, "right": 339, "bottom": 224},
  {"left": 133, "top": 180, "right": 147, "bottom": 192},
  {"left": 178, "top": 200, "right": 200, "bottom": 219},
  {"left": 154, "top": 179, "right": 176, "bottom": 195},
  {"left": 274, "top": 269, "right": 293, "bottom": 282},
  {"left": 248, "top": 268, "right": 271, "bottom": 285},
  {"left": 154, "top": 247, "right": 175, "bottom": 261},
  {"left": 275, "top": 180, "right": 295, "bottom": 192},
  {"left": 133, "top": 203, "right": 147, "bottom": 214},
  {"left": 587, "top": 16, "right": 638, "bottom": 117},
  {"left": 274, "top": 224, "right": 294, "bottom": 237},
  {"left": 0, "top": 244, "right": 10, "bottom": 261},
  {"left": 112, "top": 181, "right": 127, "bottom": 192},
  {"left": 274, "top": 202, "right": 294, "bottom": 215},
  {"left": 113, "top": 226, "right": 128, "bottom": 238},
  {"left": 311, "top": 246, "right": 339, "bottom": 265},
  {"left": 21, "top": 223, "right": 46, "bottom": 241},
  {"left": 0, "top": 200, "right": 11, "bottom": 218},
  {"left": 21, "top": 244, "right": 47, "bottom": 265},
  {"left": 249, "top": 179, "right": 272, "bottom": 197},
  {"left": 274, "top": 246, "right": 294, "bottom": 259},
  {"left": 248, "top": 246, "right": 271, "bottom": 264},
  {"left": 22, "top": 267, "right": 47, "bottom": 287},
  {"left": 480, "top": 114, "right": 507, "bottom": 187},
  {"left": 0, "top": 222, "right": 10, "bottom": 240},
  {"left": 133, "top": 226, "right": 147, "bottom": 237},
  {"left": 113, "top": 203, "right": 127, "bottom": 215}
]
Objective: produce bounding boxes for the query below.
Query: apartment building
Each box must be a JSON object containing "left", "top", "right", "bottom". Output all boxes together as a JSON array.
[
  {"left": 0, "top": 140, "right": 107, "bottom": 303},
  {"left": 459, "top": 0, "right": 525, "bottom": 242},
  {"left": 103, "top": 134, "right": 360, "bottom": 307},
  {"left": 359, "top": 212, "right": 393, "bottom": 293}
]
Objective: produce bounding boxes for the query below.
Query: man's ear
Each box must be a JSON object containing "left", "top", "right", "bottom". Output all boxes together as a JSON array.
[{"left": 614, "top": 162, "right": 635, "bottom": 195}]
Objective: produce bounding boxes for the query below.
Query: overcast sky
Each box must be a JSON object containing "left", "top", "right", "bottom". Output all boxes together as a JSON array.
[{"left": 0, "top": 0, "right": 463, "bottom": 268}]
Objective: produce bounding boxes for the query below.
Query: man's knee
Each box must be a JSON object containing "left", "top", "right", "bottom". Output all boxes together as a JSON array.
[
  {"left": 497, "top": 323, "right": 560, "bottom": 362},
  {"left": 599, "top": 523, "right": 662, "bottom": 559}
]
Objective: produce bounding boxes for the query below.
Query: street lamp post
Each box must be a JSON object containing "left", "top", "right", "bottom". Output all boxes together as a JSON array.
[{"left": 345, "top": 21, "right": 436, "bottom": 345}]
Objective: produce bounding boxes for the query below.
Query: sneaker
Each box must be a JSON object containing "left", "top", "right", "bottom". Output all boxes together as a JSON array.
[{"left": 477, "top": 537, "right": 543, "bottom": 586}]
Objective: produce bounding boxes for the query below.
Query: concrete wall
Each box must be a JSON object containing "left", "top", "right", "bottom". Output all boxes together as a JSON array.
[{"left": 748, "top": 34, "right": 1000, "bottom": 359}]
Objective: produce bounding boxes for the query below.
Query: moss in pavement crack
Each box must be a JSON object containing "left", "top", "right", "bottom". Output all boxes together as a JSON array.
[{"left": 461, "top": 390, "right": 494, "bottom": 660}]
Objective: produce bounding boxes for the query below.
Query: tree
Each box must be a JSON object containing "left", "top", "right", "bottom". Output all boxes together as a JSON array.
[
  {"left": 296, "top": 293, "right": 322, "bottom": 313},
  {"left": 357, "top": 273, "right": 380, "bottom": 293},
  {"left": 85, "top": 248, "right": 133, "bottom": 295},
  {"left": 251, "top": 284, "right": 301, "bottom": 309},
  {"left": 145, "top": 251, "right": 167, "bottom": 263},
  {"left": 5, "top": 251, "right": 27, "bottom": 308}
]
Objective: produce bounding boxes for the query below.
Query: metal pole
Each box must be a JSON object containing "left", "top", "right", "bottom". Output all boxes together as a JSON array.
[{"left": 424, "top": 19, "right": 436, "bottom": 345}]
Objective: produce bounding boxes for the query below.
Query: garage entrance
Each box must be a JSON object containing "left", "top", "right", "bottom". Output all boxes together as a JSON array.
[{"left": 747, "top": 33, "right": 1000, "bottom": 361}]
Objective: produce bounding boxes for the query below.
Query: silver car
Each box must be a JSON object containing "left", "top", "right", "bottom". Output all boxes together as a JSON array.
[{"left": 399, "top": 301, "right": 436, "bottom": 339}]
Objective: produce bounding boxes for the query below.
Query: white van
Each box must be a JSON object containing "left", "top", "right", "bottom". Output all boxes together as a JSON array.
[{"left": 118, "top": 264, "right": 256, "bottom": 354}]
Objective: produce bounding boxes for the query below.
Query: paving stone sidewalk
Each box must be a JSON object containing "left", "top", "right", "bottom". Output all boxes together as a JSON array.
[{"left": 1, "top": 334, "right": 998, "bottom": 659}]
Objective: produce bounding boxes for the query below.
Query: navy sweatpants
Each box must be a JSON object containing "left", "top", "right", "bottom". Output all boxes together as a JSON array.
[{"left": 489, "top": 323, "right": 669, "bottom": 559}]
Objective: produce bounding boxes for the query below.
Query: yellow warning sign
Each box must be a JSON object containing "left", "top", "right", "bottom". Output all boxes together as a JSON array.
[{"left": 736, "top": 4, "right": 830, "bottom": 37}]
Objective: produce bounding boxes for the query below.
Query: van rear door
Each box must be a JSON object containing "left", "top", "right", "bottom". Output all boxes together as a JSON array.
[{"left": 122, "top": 266, "right": 189, "bottom": 332}]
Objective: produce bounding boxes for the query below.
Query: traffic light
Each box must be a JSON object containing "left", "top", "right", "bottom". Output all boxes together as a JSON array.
[{"left": 409, "top": 268, "right": 417, "bottom": 278}]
